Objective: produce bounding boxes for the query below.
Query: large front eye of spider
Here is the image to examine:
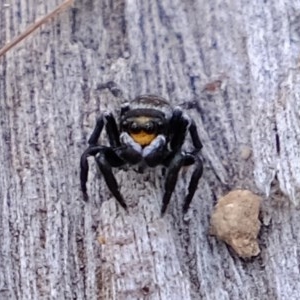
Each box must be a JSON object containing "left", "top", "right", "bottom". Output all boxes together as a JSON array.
[
  {"left": 129, "top": 122, "right": 141, "bottom": 133},
  {"left": 144, "top": 121, "right": 155, "bottom": 133}
]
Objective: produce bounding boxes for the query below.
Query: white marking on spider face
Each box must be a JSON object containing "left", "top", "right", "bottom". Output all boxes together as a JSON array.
[
  {"left": 143, "top": 135, "right": 166, "bottom": 157},
  {"left": 120, "top": 132, "right": 142, "bottom": 153}
]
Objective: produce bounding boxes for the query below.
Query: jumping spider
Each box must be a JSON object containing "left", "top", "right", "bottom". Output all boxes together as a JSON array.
[{"left": 80, "top": 94, "right": 203, "bottom": 215}]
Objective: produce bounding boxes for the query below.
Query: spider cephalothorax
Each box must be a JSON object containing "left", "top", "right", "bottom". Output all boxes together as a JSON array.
[{"left": 80, "top": 95, "right": 203, "bottom": 215}]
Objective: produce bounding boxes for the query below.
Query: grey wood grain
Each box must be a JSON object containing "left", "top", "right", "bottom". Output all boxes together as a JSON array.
[{"left": 1, "top": 0, "right": 300, "bottom": 299}]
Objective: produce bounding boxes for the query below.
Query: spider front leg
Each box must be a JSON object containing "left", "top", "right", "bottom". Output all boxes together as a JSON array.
[
  {"left": 160, "top": 108, "right": 203, "bottom": 215},
  {"left": 88, "top": 112, "right": 120, "bottom": 147},
  {"left": 188, "top": 119, "right": 203, "bottom": 153},
  {"left": 94, "top": 147, "right": 127, "bottom": 211},
  {"left": 161, "top": 153, "right": 195, "bottom": 215},
  {"left": 80, "top": 112, "right": 121, "bottom": 199},
  {"left": 80, "top": 146, "right": 105, "bottom": 200},
  {"left": 180, "top": 118, "right": 203, "bottom": 212},
  {"left": 182, "top": 155, "right": 203, "bottom": 213},
  {"left": 169, "top": 107, "right": 203, "bottom": 153}
]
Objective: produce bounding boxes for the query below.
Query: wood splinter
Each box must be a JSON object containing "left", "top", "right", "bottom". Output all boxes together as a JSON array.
[{"left": 0, "top": 0, "right": 74, "bottom": 58}]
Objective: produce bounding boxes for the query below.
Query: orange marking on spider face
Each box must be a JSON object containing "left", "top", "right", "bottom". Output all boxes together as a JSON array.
[{"left": 130, "top": 131, "right": 157, "bottom": 146}]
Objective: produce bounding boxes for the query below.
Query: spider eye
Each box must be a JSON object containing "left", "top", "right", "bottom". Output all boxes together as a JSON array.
[
  {"left": 121, "top": 121, "right": 128, "bottom": 129},
  {"left": 129, "top": 122, "right": 141, "bottom": 133},
  {"left": 144, "top": 122, "right": 155, "bottom": 133},
  {"left": 157, "top": 121, "right": 164, "bottom": 130}
]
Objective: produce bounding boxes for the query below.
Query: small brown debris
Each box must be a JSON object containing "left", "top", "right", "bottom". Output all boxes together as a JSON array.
[
  {"left": 240, "top": 146, "right": 252, "bottom": 160},
  {"left": 210, "top": 190, "right": 261, "bottom": 258},
  {"left": 203, "top": 80, "right": 223, "bottom": 93},
  {"left": 98, "top": 236, "right": 107, "bottom": 245}
]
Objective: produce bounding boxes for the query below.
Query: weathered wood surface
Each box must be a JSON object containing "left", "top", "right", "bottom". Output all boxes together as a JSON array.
[{"left": 1, "top": 0, "right": 300, "bottom": 299}]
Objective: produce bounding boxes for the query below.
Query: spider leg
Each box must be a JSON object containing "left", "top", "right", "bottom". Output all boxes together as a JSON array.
[
  {"left": 189, "top": 120, "right": 203, "bottom": 152},
  {"left": 88, "top": 117, "right": 104, "bottom": 145},
  {"left": 179, "top": 119, "right": 203, "bottom": 212},
  {"left": 97, "top": 81, "right": 124, "bottom": 98},
  {"left": 95, "top": 148, "right": 127, "bottom": 210},
  {"left": 169, "top": 107, "right": 189, "bottom": 151},
  {"left": 169, "top": 108, "right": 202, "bottom": 153},
  {"left": 160, "top": 153, "right": 193, "bottom": 215},
  {"left": 88, "top": 112, "right": 120, "bottom": 147},
  {"left": 159, "top": 108, "right": 191, "bottom": 215},
  {"left": 104, "top": 112, "right": 121, "bottom": 147},
  {"left": 182, "top": 155, "right": 203, "bottom": 213},
  {"left": 81, "top": 112, "right": 121, "bottom": 199},
  {"left": 167, "top": 110, "right": 203, "bottom": 213},
  {"left": 80, "top": 146, "right": 107, "bottom": 200}
]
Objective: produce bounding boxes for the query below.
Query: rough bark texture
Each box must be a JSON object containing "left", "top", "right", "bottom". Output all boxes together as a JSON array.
[{"left": 1, "top": 0, "right": 300, "bottom": 299}]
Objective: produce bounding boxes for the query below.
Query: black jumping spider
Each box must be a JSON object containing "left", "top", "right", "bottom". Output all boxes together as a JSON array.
[{"left": 80, "top": 94, "right": 203, "bottom": 215}]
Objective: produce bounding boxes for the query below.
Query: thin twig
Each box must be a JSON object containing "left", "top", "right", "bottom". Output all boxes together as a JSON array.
[{"left": 0, "top": 0, "right": 74, "bottom": 58}]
